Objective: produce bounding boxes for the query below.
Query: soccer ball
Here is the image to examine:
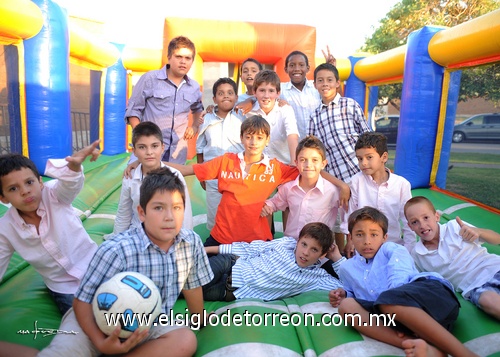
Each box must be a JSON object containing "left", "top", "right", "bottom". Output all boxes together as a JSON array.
[{"left": 92, "top": 271, "right": 162, "bottom": 338}]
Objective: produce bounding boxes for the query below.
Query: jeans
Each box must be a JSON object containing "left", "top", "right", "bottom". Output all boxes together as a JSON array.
[
  {"left": 48, "top": 289, "right": 74, "bottom": 315},
  {"left": 202, "top": 254, "right": 237, "bottom": 301}
]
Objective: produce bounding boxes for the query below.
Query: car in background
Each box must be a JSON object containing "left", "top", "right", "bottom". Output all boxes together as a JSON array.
[
  {"left": 452, "top": 113, "right": 500, "bottom": 143},
  {"left": 374, "top": 115, "right": 399, "bottom": 144}
]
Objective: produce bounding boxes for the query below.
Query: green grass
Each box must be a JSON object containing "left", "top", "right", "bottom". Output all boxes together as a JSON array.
[
  {"left": 387, "top": 150, "right": 500, "bottom": 210},
  {"left": 446, "top": 167, "right": 500, "bottom": 209}
]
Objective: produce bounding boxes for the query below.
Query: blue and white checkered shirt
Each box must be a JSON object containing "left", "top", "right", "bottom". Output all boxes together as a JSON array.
[
  {"left": 76, "top": 227, "right": 213, "bottom": 314},
  {"left": 309, "top": 94, "right": 371, "bottom": 182},
  {"left": 219, "top": 237, "right": 343, "bottom": 300}
]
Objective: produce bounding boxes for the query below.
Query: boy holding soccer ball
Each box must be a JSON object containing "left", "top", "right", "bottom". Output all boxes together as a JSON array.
[{"left": 2, "top": 167, "right": 213, "bottom": 357}]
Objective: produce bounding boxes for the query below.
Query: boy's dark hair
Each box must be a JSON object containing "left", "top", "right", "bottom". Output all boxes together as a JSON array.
[
  {"left": 298, "top": 222, "right": 333, "bottom": 254},
  {"left": 139, "top": 167, "right": 186, "bottom": 211},
  {"left": 355, "top": 132, "right": 388, "bottom": 157},
  {"left": 132, "top": 122, "right": 163, "bottom": 146},
  {"left": 253, "top": 69, "right": 281, "bottom": 92},
  {"left": 285, "top": 51, "right": 309, "bottom": 67},
  {"left": 348, "top": 206, "right": 388, "bottom": 236},
  {"left": 0, "top": 154, "right": 40, "bottom": 196},
  {"left": 314, "top": 63, "right": 339, "bottom": 82},
  {"left": 167, "top": 36, "right": 196, "bottom": 59},
  {"left": 240, "top": 115, "right": 270, "bottom": 138},
  {"left": 296, "top": 135, "right": 326, "bottom": 160},
  {"left": 212, "top": 77, "right": 238, "bottom": 97},
  {"left": 404, "top": 196, "right": 436, "bottom": 218},
  {"left": 241, "top": 58, "right": 263, "bottom": 71}
]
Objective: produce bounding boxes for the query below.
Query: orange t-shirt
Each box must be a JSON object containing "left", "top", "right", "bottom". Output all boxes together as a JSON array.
[{"left": 193, "top": 153, "right": 298, "bottom": 244}]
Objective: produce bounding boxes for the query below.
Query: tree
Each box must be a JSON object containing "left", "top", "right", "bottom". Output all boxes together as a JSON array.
[{"left": 362, "top": 0, "right": 500, "bottom": 109}]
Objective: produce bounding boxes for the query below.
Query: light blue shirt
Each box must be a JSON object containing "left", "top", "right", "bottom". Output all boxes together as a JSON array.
[
  {"left": 219, "top": 237, "right": 343, "bottom": 300},
  {"left": 339, "top": 242, "right": 453, "bottom": 301},
  {"left": 76, "top": 227, "right": 213, "bottom": 314}
]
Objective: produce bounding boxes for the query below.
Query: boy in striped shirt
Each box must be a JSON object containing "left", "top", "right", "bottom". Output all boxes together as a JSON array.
[{"left": 202, "top": 222, "right": 344, "bottom": 301}]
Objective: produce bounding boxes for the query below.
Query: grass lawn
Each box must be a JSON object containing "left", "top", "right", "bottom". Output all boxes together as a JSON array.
[{"left": 388, "top": 150, "right": 500, "bottom": 210}]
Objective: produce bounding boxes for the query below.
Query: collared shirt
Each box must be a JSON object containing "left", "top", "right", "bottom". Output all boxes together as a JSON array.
[
  {"left": 124, "top": 64, "right": 204, "bottom": 163},
  {"left": 339, "top": 242, "right": 453, "bottom": 301},
  {"left": 113, "top": 163, "right": 193, "bottom": 234},
  {"left": 0, "top": 160, "right": 97, "bottom": 294},
  {"left": 281, "top": 80, "right": 321, "bottom": 139},
  {"left": 196, "top": 108, "right": 244, "bottom": 162},
  {"left": 219, "top": 237, "right": 343, "bottom": 300},
  {"left": 76, "top": 227, "right": 213, "bottom": 314},
  {"left": 265, "top": 175, "right": 340, "bottom": 240},
  {"left": 193, "top": 152, "right": 298, "bottom": 243},
  {"left": 412, "top": 220, "right": 500, "bottom": 298},
  {"left": 309, "top": 94, "right": 372, "bottom": 182},
  {"left": 340, "top": 169, "right": 416, "bottom": 251},
  {"left": 247, "top": 102, "right": 299, "bottom": 164}
]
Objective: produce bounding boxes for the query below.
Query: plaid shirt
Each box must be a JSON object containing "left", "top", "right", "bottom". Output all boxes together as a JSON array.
[
  {"left": 76, "top": 227, "right": 213, "bottom": 314},
  {"left": 309, "top": 94, "right": 371, "bottom": 182}
]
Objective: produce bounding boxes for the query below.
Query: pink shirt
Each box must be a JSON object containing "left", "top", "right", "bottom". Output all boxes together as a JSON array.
[
  {"left": 340, "top": 168, "right": 416, "bottom": 251},
  {"left": 265, "top": 175, "right": 340, "bottom": 240},
  {"left": 0, "top": 160, "right": 97, "bottom": 294}
]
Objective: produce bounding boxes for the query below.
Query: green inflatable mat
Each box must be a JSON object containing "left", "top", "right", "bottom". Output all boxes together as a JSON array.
[{"left": 1, "top": 155, "right": 499, "bottom": 356}]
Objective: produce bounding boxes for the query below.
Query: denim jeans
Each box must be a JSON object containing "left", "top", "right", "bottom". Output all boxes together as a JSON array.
[
  {"left": 202, "top": 254, "right": 237, "bottom": 301},
  {"left": 48, "top": 289, "right": 74, "bottom": 315}
]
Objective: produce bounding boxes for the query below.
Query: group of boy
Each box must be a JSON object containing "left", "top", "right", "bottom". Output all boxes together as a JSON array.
[{"left": 1, "top": 35, "right": 499, "bottom": 357}]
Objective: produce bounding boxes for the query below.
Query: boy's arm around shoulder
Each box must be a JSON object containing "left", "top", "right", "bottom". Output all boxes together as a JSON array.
[{"left": 319, "top": 170, "right": 350, "bottom": 209}]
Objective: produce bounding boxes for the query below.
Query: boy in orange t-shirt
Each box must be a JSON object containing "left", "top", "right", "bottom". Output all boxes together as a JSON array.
[{"left": 166, "top": 115, "right": 349, "bottom": 246}]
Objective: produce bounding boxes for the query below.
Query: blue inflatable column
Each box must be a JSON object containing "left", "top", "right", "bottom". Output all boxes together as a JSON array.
[
  {"left": 23, "top": 0, "right": 71, "bottom": 172},
  {"left": 89, "top": 70, "right": 102, "bottom": 145},
  {"left": 435, "top": 70, "right": 461, "bottom": 188},
  {"left": 345, "top": 56, "right": 366, "bottom": 112},
  {"left": 394, "top": 26, "right": 444, "bottom": 188},
  {"left": 102, "top": 44, "right": 127, "bottom": 155},
  {"left": 4, "top": 46, "right": 22, "bottom": 154}
]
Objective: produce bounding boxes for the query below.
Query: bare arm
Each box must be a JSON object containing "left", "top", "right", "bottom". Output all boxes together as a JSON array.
[
  {"left": 127, "top": 116, "right": 140, "bottom": 129},
  {"left": 456, "top": 216, "right": 500, "bottom": 244},
  {"left": 204, "top": 246, "right": 220, "bottom": 255},
  {"left": 182, "top": 286, "right": 206, "bottom": 327},
  {"left": 164, "top": 162, "right": 195, "bottom": 176}
]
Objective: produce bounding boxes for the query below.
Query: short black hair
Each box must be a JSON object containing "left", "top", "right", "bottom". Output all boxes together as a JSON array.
[
  {"left": 355, "top": 132, "right": 388, "bottom": 157},
  {"left": 240, "top": 115, "right": 270, "bottom": 138},
  {"left": 241, "top": 58, "right": 263, "bottom": 71},
  {"left": 0, "top": 154, "right": 40, "bottom": 196},
  {"left": 212, "top": 77, "right": 238, "bottom": 97},
  {"left": 132, "top": 122, "right": 163, "bottom": 147},
  {"left": 314, "top": 63, "right": 339, "bottom": 82},
  {"left": 285, "top": 50, "right": 309, "bottom": 67},
  {"left": 298, "top": 222, "right": 334, "bottom": 254},
  {"left": 139, "top": 167, "right": 186, "bottom": 211},
  {"left": 348, "top": 207, "right": 388, "bottom": 236}
]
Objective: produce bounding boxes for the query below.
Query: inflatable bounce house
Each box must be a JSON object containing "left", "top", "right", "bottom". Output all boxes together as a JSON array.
[{"left": 1, "top": 0, "right": 499, "bottom": 355}]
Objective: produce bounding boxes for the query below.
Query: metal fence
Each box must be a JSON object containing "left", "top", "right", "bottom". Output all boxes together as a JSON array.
[{"left": 0, "top": 106, "right": 90, "bottom": 154}]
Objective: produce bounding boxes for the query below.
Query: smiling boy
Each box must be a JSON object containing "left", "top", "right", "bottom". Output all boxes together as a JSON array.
[
  {"left": 202, "top": 222, "right": 343, "bottom": 301},
  {"left": 329, "top": 207, "right": 477, "bottom": 357}
]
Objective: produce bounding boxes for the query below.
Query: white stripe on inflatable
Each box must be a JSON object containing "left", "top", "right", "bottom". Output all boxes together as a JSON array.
[
  {"left": 463, "top": 332, "right": 500, "bottom": 356},
  {"left": 193, "top": 214, "right": 207, "bottom": 227},
  {"left": 88, "top": 214, "right": 116, "bottom": 220},
  {"left": 213, "top": 301, "right": 289, "bottom": 315},
  {"left": 202, "top": 343, "right": 303, "bottom": 357},
  {"left": 319, "top": 336, "right": 405, "bottom": 357},
  {"left": 289, "top": 302, "right": 337, "bottom": 315},
  {"left": 442, "top": 202, "right": 475, "bottom": 215}
]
